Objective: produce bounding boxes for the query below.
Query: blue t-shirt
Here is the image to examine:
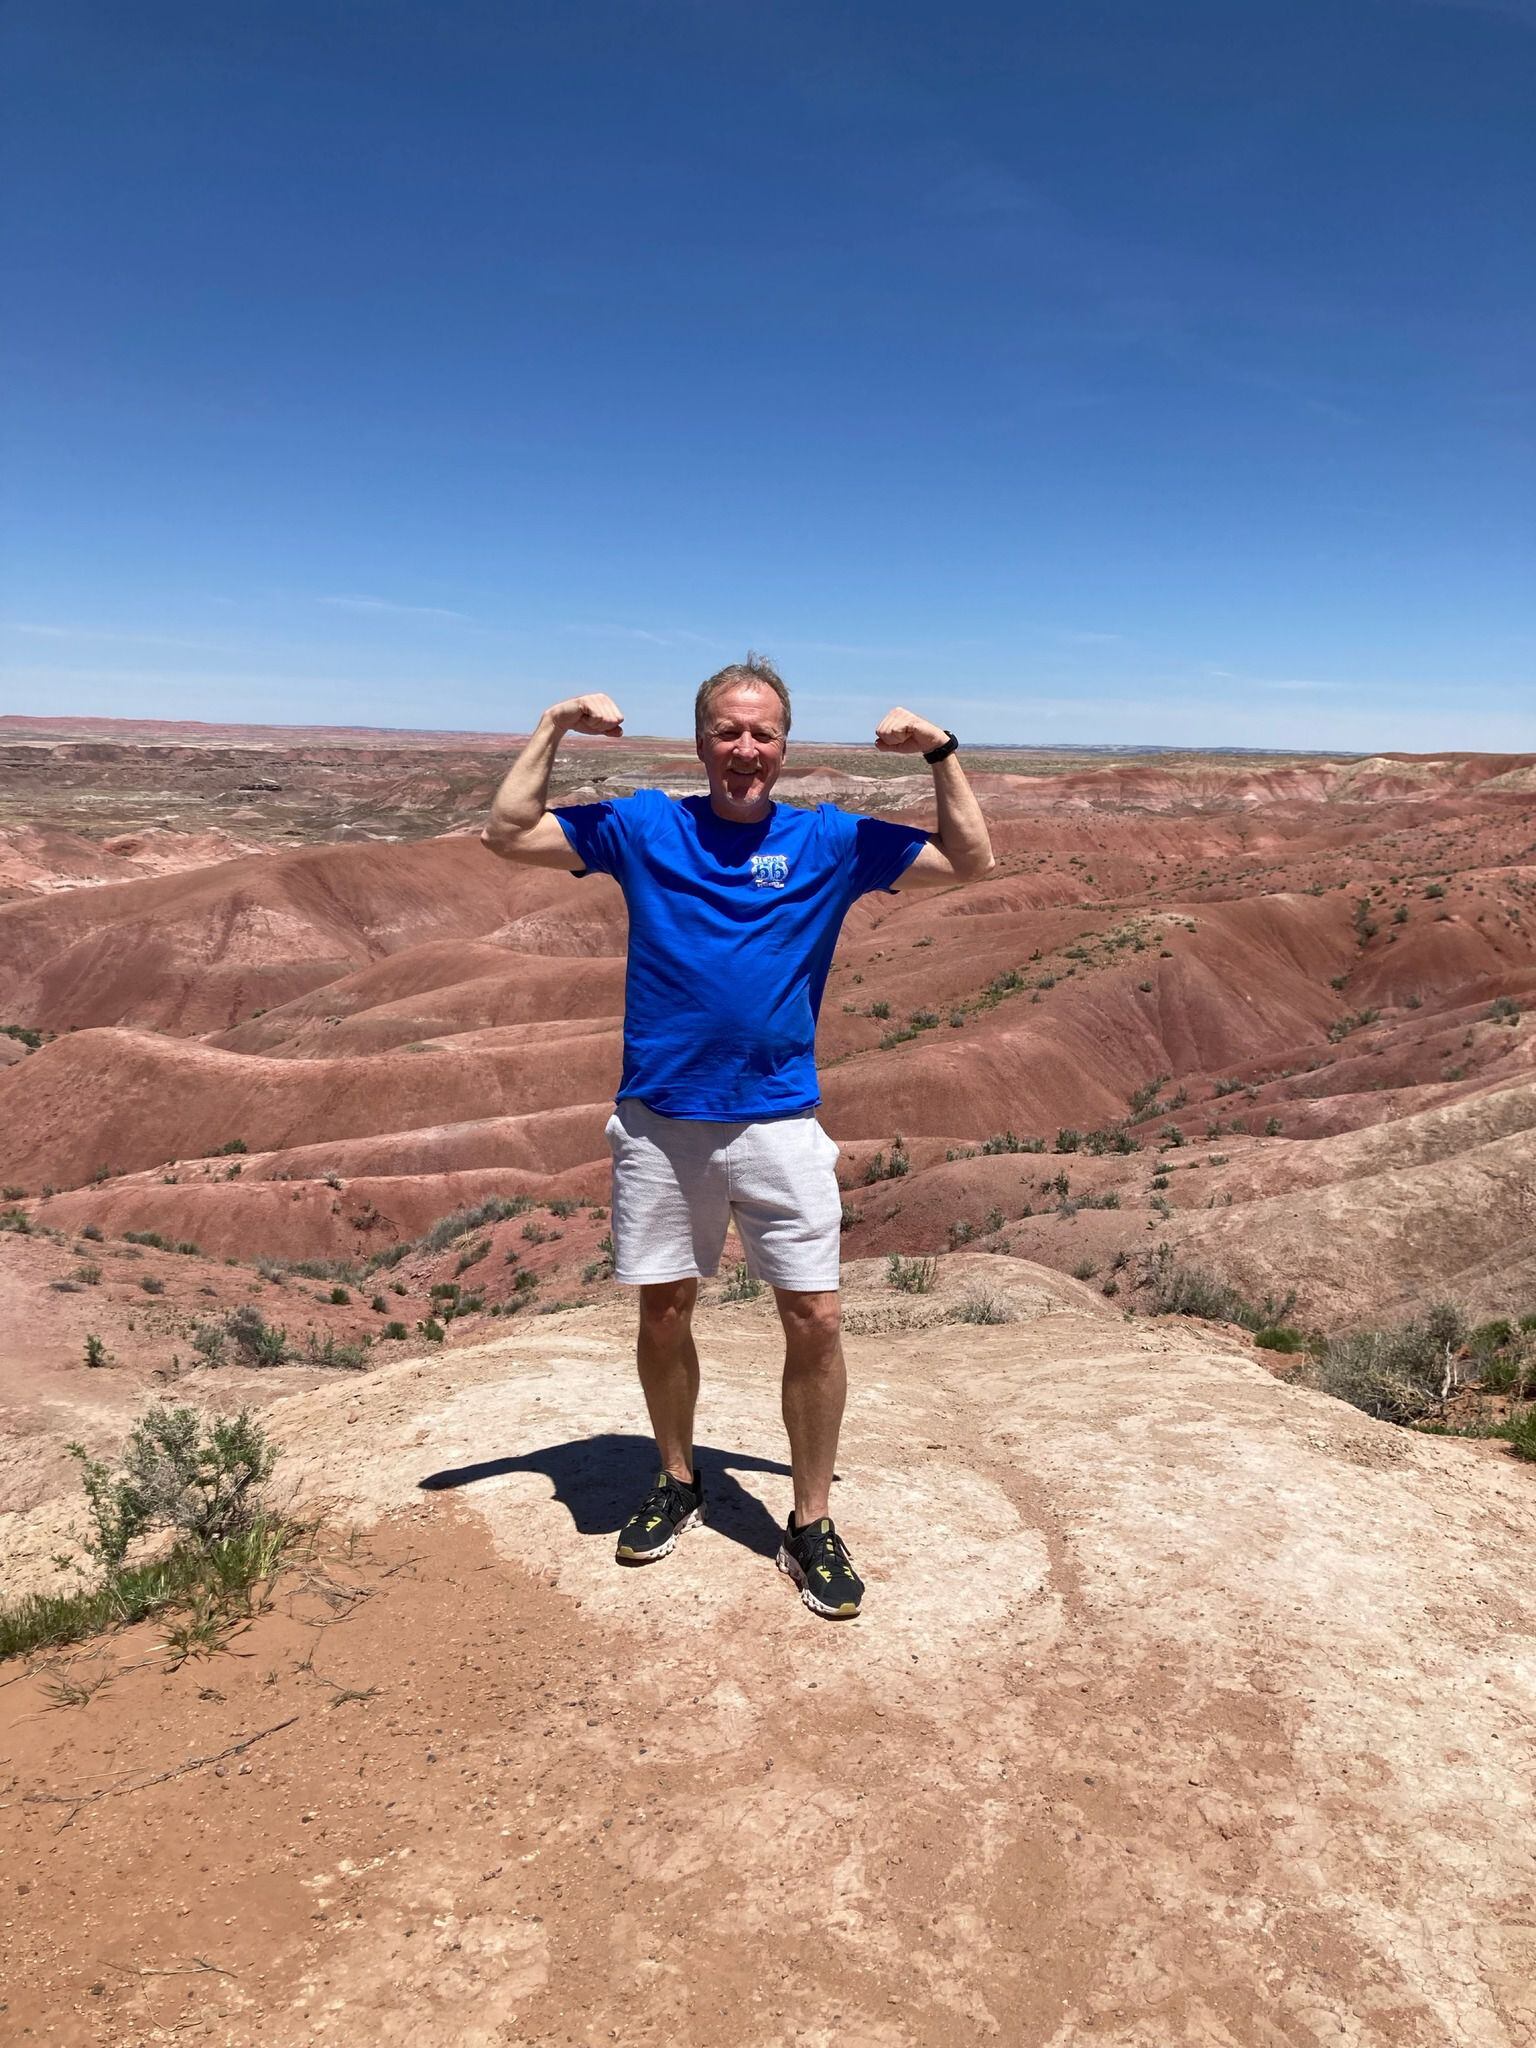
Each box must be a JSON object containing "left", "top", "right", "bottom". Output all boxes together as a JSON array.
[{"left": 553, "top": 790, "right": 929, "bottom": 1120}]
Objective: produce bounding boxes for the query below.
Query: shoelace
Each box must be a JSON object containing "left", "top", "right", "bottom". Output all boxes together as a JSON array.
[
  {"left": 807, "top": 1527, "right": 854, "bottom": 1574},
  {"left": 635, "top": 1480, "right": 691, "bottom": 1524}
]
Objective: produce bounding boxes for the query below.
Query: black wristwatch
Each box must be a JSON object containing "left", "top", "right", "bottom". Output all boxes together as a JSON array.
[{"left": 923, "top": 730, "right": 959, "bottom": 764}]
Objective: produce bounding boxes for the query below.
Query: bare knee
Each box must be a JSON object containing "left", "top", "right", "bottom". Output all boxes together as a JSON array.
[
  {"left": 776, "top": 1288, "right": 841, "bottom": 1349},
  {"left": 638, "top": 1279, "right": 697, "bottom": 1339}
]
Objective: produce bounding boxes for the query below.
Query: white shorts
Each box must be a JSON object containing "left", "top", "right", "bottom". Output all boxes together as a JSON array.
[{"left": 604, "top": 1098, "right": 844, "bottom": 1293}]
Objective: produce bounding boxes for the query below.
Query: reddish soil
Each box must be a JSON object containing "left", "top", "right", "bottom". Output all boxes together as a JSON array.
[{"left": 3, "top": 1276, "right": 1535, "bottom": 2045}]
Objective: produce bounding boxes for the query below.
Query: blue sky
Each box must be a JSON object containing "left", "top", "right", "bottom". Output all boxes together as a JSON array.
[{"left": 2, "top": 0, "right": 1532, "bottom": 751}]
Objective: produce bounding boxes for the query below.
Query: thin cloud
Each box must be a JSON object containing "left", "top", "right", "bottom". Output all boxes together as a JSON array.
[
  {"left": 2, "top": 621, "right": 229, "bottom": 652},
  {"left": 561, "top": 623, "right": 724, "bottom": 649},
  {"left": 320, "top": 594, "right": 474, "bottom": 621},
  {"left": 1055, "top": 629, "right": 1129, "bottom": 647}
]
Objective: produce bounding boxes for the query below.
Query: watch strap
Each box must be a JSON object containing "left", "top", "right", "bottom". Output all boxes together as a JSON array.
[{"left": 923, "top": 730, "right": 959, "bottom": 764}]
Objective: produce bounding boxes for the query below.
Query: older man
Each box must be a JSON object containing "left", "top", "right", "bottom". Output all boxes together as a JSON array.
[{"left": 481, "top": 654, "right": 993, "bottom": 1618}]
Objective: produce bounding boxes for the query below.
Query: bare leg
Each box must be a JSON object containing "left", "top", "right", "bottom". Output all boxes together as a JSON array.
[
  {"left": 775, "top": 1288, "right": 846, "bottom": 1523},
  {"left": 636, "top": 1279, "right": 700, "bottom": 1485}
]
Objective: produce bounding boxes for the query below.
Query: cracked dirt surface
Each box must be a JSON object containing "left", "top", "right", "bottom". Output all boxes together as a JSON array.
[{"left": 4, "top": 1266, "right": 1536, "bottom": 2045}]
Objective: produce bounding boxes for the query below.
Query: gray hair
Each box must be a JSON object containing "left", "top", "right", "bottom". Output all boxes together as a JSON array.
[{"left": 694, "top": 652, "right": 791, "bottom": 739}]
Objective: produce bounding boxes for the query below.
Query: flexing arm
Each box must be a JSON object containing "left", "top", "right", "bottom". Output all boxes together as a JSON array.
[
  {"left": 873, "top": 707, "right": 994, "bottom": 888},
  {"left": 480, "top": 693, "right": 623, "bottom": 868}
]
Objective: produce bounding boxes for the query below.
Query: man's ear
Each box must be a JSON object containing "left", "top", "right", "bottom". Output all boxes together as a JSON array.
[{"left": 694, "top": 731, "right": 705, "bottom": 763}]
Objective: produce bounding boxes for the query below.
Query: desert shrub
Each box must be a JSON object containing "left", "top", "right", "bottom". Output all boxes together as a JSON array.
[
  {"left": 304, "top": 1331, "right": 368, "bottom": 1369},
  {"left": 1424, "top": 881, "right": 1446, "bottom": 898},
  {"left": 417, "top": 1316, "right": 445, "bottom": 1343},
  {"left": 951, "top": 1286, "right": 1018, "bottom": 1326},
  {"left": 139, "top": 1275, "right": 165, "bottom": 1295},
  {"left": 370, "top": 1293, "right": 389, "bottom": 1313},
  {"left": 948, "top": 1219, "right": 977, "bottom": 1249},
  {"left": 1, "top": 1207, "right": 32, "bottom": 1234},
  {"left": 1138, "top": 1246, "right": 1295, "bottom": 1333},
  {"left": 83, "top": 1334, "right": 111, "bottom": 1368},
  {"left": 455, "top": 1239, "right": 490, "bottom": 1274},
  {"left": 223, "top": 1304, "right": 292, "bottom": 1366},
  {"left": 1054, "top": 1128, "right": 1082, "bottom": 1153},
  {"left": 1253, "top": 1326, "right": 1307, "bottom": 1353},
  {"left": 429, "top": 1281, "right": 460, "bottom": 1301},
  {"left": 124, "top": 1230, "right": 170, "bottom": 1250},
  {"left": 272, "top": 1256, "right": 364, "bottom": 1284},
  {"left": 1264, "top": 1116, "right": 1284, "bottom": 1136},
  {"left": 216, "top": 1138, "right": 249, "bottom": 1155},
  {"left": 949, "top": 1010, "right": 966, "bottom": 1027},
  {"left": 1083, "top": 1124, "right": 1140, "bottom": 1155},
  {"left": 1127, "top": 1075, "right": 1170, "bottom": 1121},
  {"left": 909, "top": 1009, "right": 940, "bottom": 1030},
  {"left": 383, "top": 1320, "right": 408, "bottom": 1340},
  {"left": 1468, "top": 1318, "right": 1515, "bottom": 1356},
  {"left": 1328, "top": 1008, "right": 1380, "bottom": 1042},
  {"left": 839, "top": 1202, "right": 860, "bottom": 1230},
  {"left": 51, "top": 1278, "right": 83, "bottom": 1294},
  {"left": 1071, "top": 1259, "right": 1099, "bottom": 1281},
  {"left": 522, "top": 1219, "right": 554, "bottom": 1243},
  {"left": 78, "top": 1222, "right": 104, "bottom": 1241},
  {"left": 0, "top": 1408, "right": 289, "bottom": 1662},
  {"left": 70, "top": 1405, "right": 277, "bottom": 1571},
  {"left": 862, "top": 1138, "right": 910, "bottom": 1184},
  {"left": 983, "top": 1207, "right": 1005, "bottom": 1232},
  {"left": 1306, "top": 1303, "right": 1467, "bottom": 1423},
  {"left": 868, "top": 1000, "right": 891, "bottom": 1019},
  {"left": 548, "top": 1198, "right": 578, "bottom": 1217},
  {"left": 886, "top": 1253, "right": 938, "bottom": 1295},
  {"left": 981, "top": 1130, "right": 1043, "bottom": 1155},
  {"left": 419, "top": 1197, "right": 530, "bottom": 1255},
  {"left": 1211, "top": 1077, "right": 1244, "bottom": 1097},
  {"left": 512, "top": 1269, "right": 539, "bottom": 1294},
  {"left": 1495, "top": 1409, "right": 1536, "bottom": 1462},
  {"left": 1489, "top": 995, "right": 1520, "bottom": 1023},
  {"left": 720, "top": 1263, "right": 763, "bottom": 1302},
  {"left": 190, "top": 1322, "right": 228, "bottom": 1366},
  {"left": 1160, "top": 1125, "right": 1186, "bottom": 1149},
  {"left": 328, "top": 1285, "right": 351, "bottom": 1304}
]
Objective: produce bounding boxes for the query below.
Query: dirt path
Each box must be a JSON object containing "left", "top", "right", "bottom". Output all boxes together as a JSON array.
[{"left": 4, "top": 1267, "right": 1535, "bottom": 2045}]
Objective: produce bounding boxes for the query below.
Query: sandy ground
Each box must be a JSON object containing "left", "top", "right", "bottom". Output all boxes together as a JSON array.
[{"left": 3, "top": 1263, "right": 1534, "bottom": 2046}]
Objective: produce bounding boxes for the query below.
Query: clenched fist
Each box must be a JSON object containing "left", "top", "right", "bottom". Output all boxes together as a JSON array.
[
  {"left": 874, "top": 706, "right": 946, "bottom": 754},
  {"left": 548, "top": 692, "right": 624, "bottom": 737}
]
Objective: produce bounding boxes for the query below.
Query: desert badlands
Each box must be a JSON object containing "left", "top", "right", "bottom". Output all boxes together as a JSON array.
[{"left": 2, "top": 716, "right": 1535, "bottom": 2045}]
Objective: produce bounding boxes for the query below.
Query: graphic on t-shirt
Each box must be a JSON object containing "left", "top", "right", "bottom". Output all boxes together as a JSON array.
[{"left": 750, "top": 853, "right": 790, "bottom": 889}]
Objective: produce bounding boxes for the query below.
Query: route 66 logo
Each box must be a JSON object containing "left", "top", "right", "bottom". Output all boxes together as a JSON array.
[{"left": 750, "top": 854, "right": 789, "bottom": 889}]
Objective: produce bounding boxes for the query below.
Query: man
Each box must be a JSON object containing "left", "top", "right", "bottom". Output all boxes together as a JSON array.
[{"left": 481, "top": 654, "right": 994, "bottom": 1618}]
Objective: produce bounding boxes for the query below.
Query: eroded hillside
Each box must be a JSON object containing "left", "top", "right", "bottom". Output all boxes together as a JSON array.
[{"left": 1, "top": 728, "right": 1531, "bottom": 1373}]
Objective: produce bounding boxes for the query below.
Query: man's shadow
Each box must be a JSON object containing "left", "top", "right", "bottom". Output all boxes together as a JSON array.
[{"left": 419, "top": 1433, "right": 803, "bottom": 1560}]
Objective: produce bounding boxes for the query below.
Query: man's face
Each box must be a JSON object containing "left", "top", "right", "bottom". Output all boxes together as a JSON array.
[{"left": 696, "top": 682, "right": 787, "bottom": 821}]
